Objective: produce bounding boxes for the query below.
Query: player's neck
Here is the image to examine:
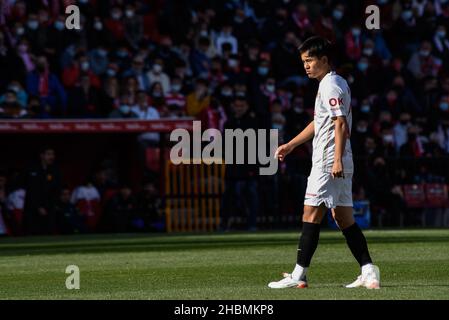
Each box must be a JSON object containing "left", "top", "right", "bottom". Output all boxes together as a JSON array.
[{"left": 317, "top": 67, "right": 332, "bottom": 82}]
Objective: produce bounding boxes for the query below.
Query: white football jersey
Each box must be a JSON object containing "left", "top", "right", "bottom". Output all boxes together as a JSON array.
[{"left": 312, "top": 71, "right": 353, "bottom": 173}]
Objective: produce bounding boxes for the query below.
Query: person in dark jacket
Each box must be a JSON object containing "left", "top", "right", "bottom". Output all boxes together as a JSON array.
[
  {"left": 23, "top": 146, "right": 62, "bottom": 235},
  {"left": 54, "top": 187, "right": 86, "bottom": 234},
  {"left": 220, "top": 96, "right": 260, "bottom": 231}
]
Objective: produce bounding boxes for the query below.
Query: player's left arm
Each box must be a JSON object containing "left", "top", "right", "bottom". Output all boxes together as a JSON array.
[
  {"left": 332, "top": 116, "right": 348, "bottom": 178},
  {"left": 324, "top": 84, "right": 349, "bottom": 178}
]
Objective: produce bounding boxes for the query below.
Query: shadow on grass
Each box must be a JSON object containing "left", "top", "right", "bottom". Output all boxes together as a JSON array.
[{"left": 0, "top": 232, "right": 449, "bottom": 257}]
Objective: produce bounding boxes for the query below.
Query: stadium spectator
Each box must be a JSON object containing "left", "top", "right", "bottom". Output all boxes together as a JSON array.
[
  {"left": 407, "top": 41, "right": 442, "bottom": 79},
  {"left": 62, "top": 53, "right": 101, "bottom": 89},
  {"left": 87, "top": 45, "right": 110, "bottom": 77},
  {"left": 123, "top": 56, "right": 150, "bottom": 92},
  {"left": 215, "top": 23, "right": 238, "bottom": 56},
  {"left": 147, "top": 58, "right": 171, "bottom": 95},
  {"left": 165, "top": 77, "right": 186, "bottom": 117},
  {"left": 0, "top": 81, "right": 27, "bottom": 108},
  {"left": 0, "top": 90, "right": 25, "bottom": 118},
  {"left": 186, "top": 78, "right": 210, "bottom": 118},
  {"left": 23, "top": 147, "right": 62, "bottom": 235},
  {"left": 4, "top": 168, "right": 25, "bottom": 236},
  {"left": 54, "top": 187, "right": 85, "bottom": 234},
  {"left": 26, "top": 55, "right": 67, "bottom": 117},
  {"left": 67, "top": 74, "right": 104, "bottom": 118},
  {"left": 102, "top": 184, "right": 137, "bottom": 233},
  {"left": 123, "top": 3, "right": 144, "bottom": 50},
  {"left": 133, "top": 181, "right": 164, "bottom": 232},
  {"left": 394, "top": 112, "right": 413, "bottom": 152},
  {"left": 71, "top": 180, "right": 101, "bottom": 233},
  {"left": 221, "top": 97, "right": 259, "bottom": 231},
  {"left": 108, "top": 94, "right": 138, "bottom": 119}
]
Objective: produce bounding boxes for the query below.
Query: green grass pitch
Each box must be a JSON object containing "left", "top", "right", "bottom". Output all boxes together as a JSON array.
[{"left": 0, "top": 229, "right": 448, "bottom": 300}]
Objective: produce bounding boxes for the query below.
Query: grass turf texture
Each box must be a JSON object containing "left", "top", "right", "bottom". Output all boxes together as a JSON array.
[{"left": 0, "top": 229, "right": 448, "bottom": 300}]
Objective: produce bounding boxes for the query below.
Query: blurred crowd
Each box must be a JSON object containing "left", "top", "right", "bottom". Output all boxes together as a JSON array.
[
  {"left": 0, "top": 147, "right": 165, "bottom": 235},
  {"left": 0, "top": 0, "right": 449, "bottom": 233}
]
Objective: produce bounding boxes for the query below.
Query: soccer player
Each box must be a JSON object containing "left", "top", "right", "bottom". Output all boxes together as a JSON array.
[{"left": 269, "top": 36, "right": 380, "bottom": 289}]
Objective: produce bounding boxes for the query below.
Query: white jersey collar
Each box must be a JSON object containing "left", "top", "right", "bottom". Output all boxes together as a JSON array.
[{"left": 321, "top": 70, "right": 336, "bottom": 82}]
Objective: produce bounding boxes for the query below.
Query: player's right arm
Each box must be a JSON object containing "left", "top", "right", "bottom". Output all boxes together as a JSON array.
[{"left": 275, "top": 120, "right": 315, "bottom": 161}]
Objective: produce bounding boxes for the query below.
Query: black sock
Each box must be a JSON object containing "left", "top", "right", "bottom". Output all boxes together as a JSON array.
[
  {"left": 297, "top": 222, "right": 321, "bottom": 267},
  {"left": 342, "top": 222, "right": 373, "bottom": 267}
]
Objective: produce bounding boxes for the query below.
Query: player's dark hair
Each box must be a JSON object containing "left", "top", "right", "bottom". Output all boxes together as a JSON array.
[{"left": 298, "top": 36, "right": 333, "bottom": 64}]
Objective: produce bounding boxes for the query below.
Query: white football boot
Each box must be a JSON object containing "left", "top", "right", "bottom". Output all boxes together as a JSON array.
[
  {"left": 268, "top": 273, "right": 308, "bottom": 289},
  {"left": 345, "top": 264, "right": 380, "bottom": 289}
]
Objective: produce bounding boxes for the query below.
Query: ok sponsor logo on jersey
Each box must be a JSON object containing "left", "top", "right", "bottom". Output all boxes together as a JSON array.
[{"left": 328, "top": 97, "right": 343, "bottom": 109}]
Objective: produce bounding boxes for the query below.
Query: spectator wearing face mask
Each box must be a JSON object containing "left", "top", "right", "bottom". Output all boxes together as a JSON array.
[
  {"left": 108, "top": 94, "right": 138, "bottom": 119},
  {"left": 394, "top": 112, "right": 412, "bottom": 151},
  {"left": 351, "top": 118, "right": 371, "bottom": 155},
  {"left": 224, "top": 54, "right": 247, "bottom": 85},
  {"left": 345, "top": 23, "right": 363, "bottom": 61},
  {"left": 23, "top": 12, "right": 47, "bottom": 54},
  {"left": 123, "top": 4, "right": 143, "bottom": 50},
  {"left": 26, "top": 55, "right": 67, "bottom": 117},
  {"left": 390, "top": 1, "right": 420, "bottom": 56},
  {"left": 147, "top": 59, "right": 171, "bottom": 95},
  {"left": 165, "top": 77, "right": 186, "bottom": 117},
  {"left": 254, "top": 76, "right": 277, "bottom": 121},
  {"left": 87, "top": 45, "right": 110, "bottom": 77},
  {"left": 270, "top": 99, "right": 286, "bottom": 140},
  {"left": 407, "top": 40, "right": 442, "bottom": 79},
  {"left": 232, "top": 8, "right": 258, "bottom": 45},
  {"left": 433, "top": 94, "right": 449, "bottom": 120},
  {"left": 215, "top": 81, "right": 234, "bottom": 115},
  {"left": 88, "top": 17, "right": 114, "bottom": 48},
  {"left": 62, "top": 53, "right": 101, "bottom": 89},
  {"left": 361, "top": 39, "right": 383, "bottom": 69},
  {"left": 379, "top": 126, "right": 397, "bottom": 156},
  {"left": 104, "top": 7, "right": 125, "bottom": 41},
  {"left": 45, "top": 14, "right": 70, "bottom": 74},
  {"left": 67, "top": 74, "right": 104, "bottom": 118},
  {"left": 272, "top": 31, "right": 305, "bottom": 87},
  {"left": 351, "top": 57, "right": 380, "bottom": 101},
  {"left": 331, "top": 3, "right": 349, "bottom": 42}
]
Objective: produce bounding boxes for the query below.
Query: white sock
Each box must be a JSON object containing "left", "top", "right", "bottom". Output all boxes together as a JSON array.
[
  {"left": 291, "top": 264, "right": 307, "bottom": 281},
  {"left": 361, "top": 263, "right": 374, "bottom": 275}
]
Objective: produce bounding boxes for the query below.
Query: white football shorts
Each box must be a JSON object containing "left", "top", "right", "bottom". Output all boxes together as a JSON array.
[{"left": 303, "top": 167, "right": 353, "bottom": 209}]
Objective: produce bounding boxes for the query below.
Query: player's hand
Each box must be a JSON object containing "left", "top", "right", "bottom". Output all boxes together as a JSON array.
[
  {"left": 38, "top": 207, "right": 48, "bottom": 216},
  {"left": 331, "top": 160, "right": 344, "bottom": 179},
  {"left": 274, "top": 143, "right": 293, "bottom": 162}
]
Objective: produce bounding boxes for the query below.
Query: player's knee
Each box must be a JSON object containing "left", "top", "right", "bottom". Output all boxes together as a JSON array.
[
  {"left": 303, "top": 210, "right": 322, "bottom": 224},
  {"left": 334, "top": 216, "right": 354, "bottom": 230}
]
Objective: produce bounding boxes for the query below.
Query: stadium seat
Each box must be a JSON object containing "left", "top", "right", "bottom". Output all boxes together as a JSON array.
[
  {"left": 402, "top": 184, "right": 431, "bottom": 227},
  {"left": 424, "top": 183, "right": 448, "bottom": 208},
  {"left": 402, "top": 184, "right": 426, "bottom": 208}
]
